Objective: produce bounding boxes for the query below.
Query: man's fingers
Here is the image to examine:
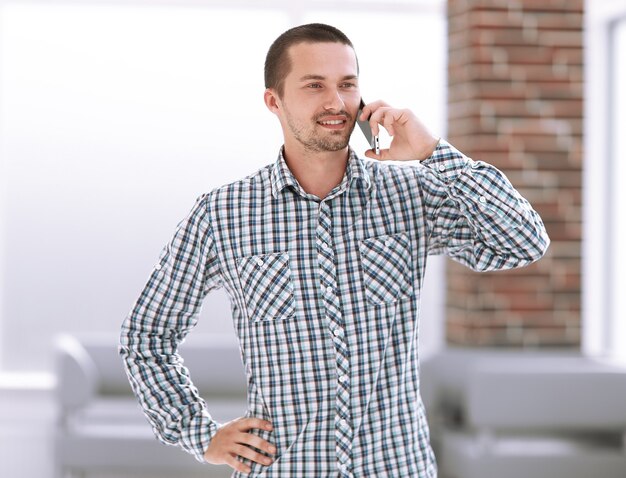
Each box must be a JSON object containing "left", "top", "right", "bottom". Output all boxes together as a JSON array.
[
  {"left": 383, "top": 114, "right": 395, "bottom": 137},
  {"left": 364, "top": 148, "right": 390, "bottom": 161},
  {"left": 362, "top": 99, "right": 390, "bottom": 117},
  {"left": 236, "top": 417, "right": 273, "bottom": 432},
  {"left": 368, "top": 106, "right": 391, "bottom": 136},
  {"left": 204, "top": 416, "right": 276, "bottom": 473},
  {"left": 360, "top": 100, "right": 390, "bottom": 128},
  {"left": 226, "top": 454, "right": 251, "bottom": 474},
  {"left": 234, "top": 444, "right": 274, "bottom": 466},
  {"left": 364, "top": 149, "right": 379, "bottom": 160},
  {"left": 238, "top": 432, "right": 277, "bottom": 455},
  {"left": 369, "top": 106, "right": 403, "bottom": 137},
  {"left": 236, "top": 417, "right": 276, "bottom": 451}
]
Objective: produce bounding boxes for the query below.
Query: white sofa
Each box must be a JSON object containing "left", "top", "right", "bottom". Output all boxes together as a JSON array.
[
  {"left": 54, "top": 333, "right": 247, "bottom": 478},
  {"left": 420, "top": 348, "right": 626, "bottom": 478}
]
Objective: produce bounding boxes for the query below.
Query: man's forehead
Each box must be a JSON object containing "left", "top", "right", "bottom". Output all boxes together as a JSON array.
[{"left": 287, "top": 41, "right": 358, "bottom": 72}]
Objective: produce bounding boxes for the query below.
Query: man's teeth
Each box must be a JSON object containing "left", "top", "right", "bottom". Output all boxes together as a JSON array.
[{"left": 320, "top": 120, "right": 344, "bottom": 125}]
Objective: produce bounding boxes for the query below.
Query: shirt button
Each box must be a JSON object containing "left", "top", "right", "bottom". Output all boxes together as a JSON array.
[
  {"left": 338, "top": 374, "right": 348, "bottom": 383},
  {"left": 154, "top": 263, "right": 162, "bottom": 271},
  {"left": 333, "top": 328, "right": 342, "bottom": 337},
  {"left": 438, "top": 164, "right": 446, "bottom": 173},
  {"left": 326, "top": 286, "right": 334, "bottom": 296},
  {"left": 479, "top": 196, "right": 487, "bottom": 204},
  {"left": 255, "top": 257, "right": 264, "bottom": 267}
]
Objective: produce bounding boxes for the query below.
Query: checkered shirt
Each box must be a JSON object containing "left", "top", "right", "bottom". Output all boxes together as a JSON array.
[{"left": 120, "top": 139, "right": 549, "bottom": 477}]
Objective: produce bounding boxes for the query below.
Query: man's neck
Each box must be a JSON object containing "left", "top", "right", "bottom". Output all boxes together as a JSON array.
[{"left": 282, "top": 144, "right": 350, "bottom": 200}]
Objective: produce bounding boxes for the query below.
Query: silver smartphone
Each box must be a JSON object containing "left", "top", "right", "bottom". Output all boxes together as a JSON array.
[{"left": 357, "top": 99, "right": 380, "bottom": 155}]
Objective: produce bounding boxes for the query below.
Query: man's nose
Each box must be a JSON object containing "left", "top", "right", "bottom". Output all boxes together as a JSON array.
[{"left": 323, "top": 88, "right": 346, "bottom": 112}]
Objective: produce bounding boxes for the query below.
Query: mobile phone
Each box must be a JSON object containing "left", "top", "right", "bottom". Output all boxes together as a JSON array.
[{"left": 357, "top": 99, "right": 380, "bottom": 155}]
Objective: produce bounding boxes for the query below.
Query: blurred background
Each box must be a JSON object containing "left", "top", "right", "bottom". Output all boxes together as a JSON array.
[{"left": 0, "top": 0, "right": 624, "bottom": 477}]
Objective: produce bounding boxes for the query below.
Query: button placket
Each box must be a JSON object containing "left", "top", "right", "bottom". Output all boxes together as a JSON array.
[{"left": 316, "top": 201, "right": 354, "bottom": 477}]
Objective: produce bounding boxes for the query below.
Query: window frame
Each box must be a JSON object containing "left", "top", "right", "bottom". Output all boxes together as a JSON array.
[{"left": 583, "top": 0, "right": 626, "bottom": 360}]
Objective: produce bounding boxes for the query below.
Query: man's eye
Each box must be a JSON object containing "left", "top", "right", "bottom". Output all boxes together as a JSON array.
[
  {"left": 307, "top": 83, "right": 322, "bottom": 88},
  {"left": 341, "top": 83, "right": 357, "bottom": 88}
]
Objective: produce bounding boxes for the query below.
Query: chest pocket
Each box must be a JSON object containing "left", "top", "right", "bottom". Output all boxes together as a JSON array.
[
  {"left": 359, "top": 232, "right": 414, "bottom": 305},
  {"left": 236, "top": 252, "right": 295, "bottom": 322}
]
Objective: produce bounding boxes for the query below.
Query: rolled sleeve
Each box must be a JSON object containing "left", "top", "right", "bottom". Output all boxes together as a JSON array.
[
  {"left": 419, "top": 140, "right": 550, "bottom": 271},
  {"left": 119, "top": 194, "right": 223, "bottom": 462}
]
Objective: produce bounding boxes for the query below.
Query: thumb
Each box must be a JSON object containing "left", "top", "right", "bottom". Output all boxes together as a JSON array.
[{"left": 364, "top": 148, "right": 389, "bottom": 161}]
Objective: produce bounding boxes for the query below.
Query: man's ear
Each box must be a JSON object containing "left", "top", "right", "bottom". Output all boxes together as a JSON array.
[{"left": 264, "top": 88, "right": 281, "bottom": 115}]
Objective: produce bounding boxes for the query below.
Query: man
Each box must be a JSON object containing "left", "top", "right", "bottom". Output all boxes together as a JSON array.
[{"left": 120, "top": 23, "right": 549, "bottom": 477}]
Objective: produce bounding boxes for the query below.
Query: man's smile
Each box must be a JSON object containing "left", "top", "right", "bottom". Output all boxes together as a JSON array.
[{"left": 316, "top": 115, "right": 350, "bottom": 130}]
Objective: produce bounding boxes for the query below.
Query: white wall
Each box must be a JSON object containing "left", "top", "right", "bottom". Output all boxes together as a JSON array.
[
  {"left": 0, "top": 4, "right": 288, "bottom": 372},
  {"left": 0, "top": 380, "right": 55, "bottom": 478},
  {"left": 0, "top": 1, "right": 447, "bottom": 374}
]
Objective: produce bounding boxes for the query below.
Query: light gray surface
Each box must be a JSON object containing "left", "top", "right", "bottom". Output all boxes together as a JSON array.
[
  {"left": 421, "top": 348, "right": 626, "bottom": 478},
  {"left": 55, "top": 334, "right": 247, "bottom": 478},
  {"left": 441, "top": 431, "right": 626, "bottom": 478},
  {"left": 467, "top": 358, "right": 626, "bottom": 430}
]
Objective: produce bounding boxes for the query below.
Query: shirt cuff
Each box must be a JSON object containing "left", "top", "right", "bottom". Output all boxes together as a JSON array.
[
  {"left": 180, "top": 409, "right": 221, "bottom": 463},
  {"left": 420, "top": 139, "right": 472, "bottom": 183}
]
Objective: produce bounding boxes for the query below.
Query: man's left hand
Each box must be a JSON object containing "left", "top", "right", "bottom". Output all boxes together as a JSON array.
[{"left": 360, "top": 100, "right": 439, "bottom": 161}]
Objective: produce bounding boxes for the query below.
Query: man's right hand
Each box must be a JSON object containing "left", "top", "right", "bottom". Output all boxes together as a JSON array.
[{"left": 204, "top": 417, "right": 276, "bottom": 474}]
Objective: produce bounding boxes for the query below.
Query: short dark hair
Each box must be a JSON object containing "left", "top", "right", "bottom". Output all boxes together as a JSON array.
[{"left": 264, "top": 23, "right": 357, "bottom": 98}]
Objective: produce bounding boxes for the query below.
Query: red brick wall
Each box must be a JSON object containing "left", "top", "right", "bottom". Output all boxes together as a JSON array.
[{"left": 446, "top": 0, "right": 583, "bottom": 347}]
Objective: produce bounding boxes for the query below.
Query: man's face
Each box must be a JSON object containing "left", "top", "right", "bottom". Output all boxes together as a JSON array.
[{"left": 275, "top": 42, "right": 360, "bottom": 153}]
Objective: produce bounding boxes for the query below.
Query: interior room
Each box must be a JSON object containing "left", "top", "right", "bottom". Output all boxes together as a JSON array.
[{"left": 0, "top": 0, "right": 624, "bottom": 477}]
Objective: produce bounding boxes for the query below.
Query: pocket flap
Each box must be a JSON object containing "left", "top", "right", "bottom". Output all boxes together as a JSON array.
[
  {"left": 359, "top": 233, "right": 414, "bottom": 305},
  {"left": 237, "top": 252, "right": 295, "bottom": 321}
]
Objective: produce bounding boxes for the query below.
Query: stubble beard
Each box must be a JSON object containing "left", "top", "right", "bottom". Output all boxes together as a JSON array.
[{"left": 286, "top": 110, "right": 356, "bottom": 153}]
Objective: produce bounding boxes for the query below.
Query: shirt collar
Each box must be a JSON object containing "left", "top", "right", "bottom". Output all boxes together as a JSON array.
[{"left": 270, "top": 147, "right": 372, "bottom": 199}]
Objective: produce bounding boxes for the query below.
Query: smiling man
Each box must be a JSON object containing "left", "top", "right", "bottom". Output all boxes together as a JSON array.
[
  {"left": 265, "top": 40, "right": 364, "bottom": 200},
  {"left": 120, "top": 23, "right": 550, "bottom": 477}
]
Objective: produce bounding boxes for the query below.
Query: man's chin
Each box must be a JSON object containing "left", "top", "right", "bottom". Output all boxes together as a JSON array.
[
  {"left": 318, "top": 140, "right": 350, "bottom": 152},
  {"left": 318, "top": 133, "right": 352, "bottom": 152}
]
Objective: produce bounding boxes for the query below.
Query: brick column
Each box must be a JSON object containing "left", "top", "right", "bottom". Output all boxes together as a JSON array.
[{"left": 446, "top": 0, "right": 583, "bottom": 347}]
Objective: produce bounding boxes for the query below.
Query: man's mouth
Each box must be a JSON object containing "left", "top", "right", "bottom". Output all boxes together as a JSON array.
[{"left": 317, "top": 116, "right": 349, "bottom": 129}]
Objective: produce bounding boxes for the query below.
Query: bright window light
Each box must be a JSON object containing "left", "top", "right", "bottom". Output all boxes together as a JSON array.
[
  {"left": 610, "top": 18, "right": 626, "bottom": 361},
  {"left": 0, "top": 2, "right": 445, "bottom": 372}
]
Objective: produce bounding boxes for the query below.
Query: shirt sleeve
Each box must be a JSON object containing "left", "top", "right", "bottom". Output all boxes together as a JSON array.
[
  {"left": 418, "top": 139, "right": 550, "bottom": 271},
  {"left": 119, "top": 194, "right": 223, "bottom": 463}
]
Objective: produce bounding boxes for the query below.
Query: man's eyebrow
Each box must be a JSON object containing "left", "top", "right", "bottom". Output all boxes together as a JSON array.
[
  {"left": 299, "top": 74, "right": 325, "bottom": 81},
  {"left": 298, "top": 74, "right": 358, "bottom": 82}
]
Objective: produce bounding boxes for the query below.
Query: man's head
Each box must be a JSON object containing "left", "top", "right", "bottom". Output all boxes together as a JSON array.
[
  {"left": 264, "top": 24, "right": 361, "bottom": 155},
  {"left": 264, "top": 23, "right": 358, "bottom": 99}
]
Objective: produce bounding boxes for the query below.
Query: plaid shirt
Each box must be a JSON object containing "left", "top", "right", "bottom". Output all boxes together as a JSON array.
[{"left": 120, "top": 140, "right": 549, "bottom": 477}]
